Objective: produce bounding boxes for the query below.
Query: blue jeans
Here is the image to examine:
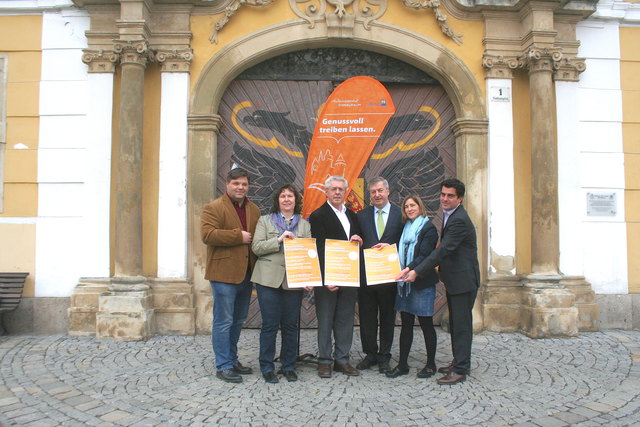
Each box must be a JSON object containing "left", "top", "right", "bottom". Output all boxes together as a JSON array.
[
  {"left": 210, "top": 275, "right": 253, "bottom": 371},
  {"left": 256, "top": 284, "right": 303, "bottom": 373}
]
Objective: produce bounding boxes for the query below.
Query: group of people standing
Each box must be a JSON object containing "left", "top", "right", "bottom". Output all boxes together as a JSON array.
[{"left": 200, "top": 168, "right": 479, "bottom": 386}]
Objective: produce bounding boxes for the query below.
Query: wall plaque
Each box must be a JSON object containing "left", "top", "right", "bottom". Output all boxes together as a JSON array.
[{"left": 586, "top": 192, "right": 617, "bottom": 217}]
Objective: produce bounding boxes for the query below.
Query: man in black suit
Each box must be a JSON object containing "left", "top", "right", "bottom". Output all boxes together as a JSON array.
[
  {"left": 355, "top": 177, "right": 403, "bottom": 373},
  {"left": 397, "top": 178, "right": 480, "bottom": 385},
  {"left": 309, "top": 175, "right": 363, "bottom": 378}
]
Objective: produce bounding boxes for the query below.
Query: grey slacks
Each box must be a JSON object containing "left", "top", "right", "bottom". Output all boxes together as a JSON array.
[{"left": 314, "top": 286, "right": 357, "bottom": 365}]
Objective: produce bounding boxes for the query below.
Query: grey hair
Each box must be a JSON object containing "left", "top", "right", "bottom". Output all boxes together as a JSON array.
[
  {"left": 324, "top": 175, "right": 348, "bottom": 190},
  {"left": 368, "top": 176, "right": 389, "bottom": 190}
]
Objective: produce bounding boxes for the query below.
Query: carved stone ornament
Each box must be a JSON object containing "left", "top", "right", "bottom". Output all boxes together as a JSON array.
[
  {"left": 113, "top": 40, "right": 153, "bottom": 67},
  {"left": 209, "top": 0, "right": 276, "bottom": 44},
  {"left": 289, "top": 0, "right": 386, "bottom": 32},
  {"left": 155, "top": 49, "right": 194, "bottom": 72},
  {"left": 82, "top": 49, "right": 119, "bottom": 73},
  {"left": 402, "top": 0, "right": 462, "bottom": 45},
  {"left": 553, "top": 57, "right": 587, "bottom": 82},
  {"left": 520, "top": 47, "right": 563, "bottom": 74},
  {"left": 482, "top": 54, "right": 523, "bottom": 79}
]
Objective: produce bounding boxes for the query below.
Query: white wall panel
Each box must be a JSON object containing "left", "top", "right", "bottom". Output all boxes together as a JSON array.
[
  {"left": 41, "top": 8, "right": 89, "bottom": 49},
  {"left": 580, "top": 152, "right": 625, "bottom": 188},
  {"left": 39, "top": 80, "right": 88, "bottom": 116},
  {"left": 37, "top": 148, "right": 85, "bottom": 182},
  {"left": 582, "top": 222, "right": 628, "bottom": 294},
  {"left": 39, "top": 115, "right": 87, "bottom": 149},
  {"left": 35, "top": 217, "right": 83, "bottom": 297},
  {"left": 41, "top": 49, "right": 87, "bottom": 81},
  {"left": 577, "top": 21, "right": 621, "bottom": 59},
  {"left": 578, "top": 121, "right": 624, "bottom": 153},
  {"left": 577, "top": 88, "right": 622, "bottom": 122},
  {"left": 38, "top": 183, "right": 83, "bottom": 217},
  {"left": 578, "top": 59, "right": 620, "bottom": 89}
]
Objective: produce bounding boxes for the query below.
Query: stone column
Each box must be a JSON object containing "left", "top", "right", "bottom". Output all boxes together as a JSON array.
[
  {"left": 187, "top": 113, "right": 222, "bottom": 334},
  {"left": 153, "top": 50, "right": 196, "bottom": 335},
  {"left": 96, "top": 41, "right": 153, "bottom": 340},
  {"left": 450, "top": 118, "right": 489, "bottom": 333},
  {"left": 522, "top": 47, "right": 577, "bottom": 338}
]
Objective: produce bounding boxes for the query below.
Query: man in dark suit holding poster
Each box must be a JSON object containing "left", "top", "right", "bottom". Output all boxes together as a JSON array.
[
  {"left": 397, "top": 178, "right": 480, "bottom": 385},
  {"left": 309, "top": 175, "right": 363, "bottom": 379},
  {"left": 355, "top": 177, "right": 403, "bottom": 373}
]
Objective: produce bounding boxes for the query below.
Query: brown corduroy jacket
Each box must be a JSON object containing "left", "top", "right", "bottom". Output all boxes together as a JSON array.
[{"left": 200, "top": 194, "right": 260, "bottom": 284}]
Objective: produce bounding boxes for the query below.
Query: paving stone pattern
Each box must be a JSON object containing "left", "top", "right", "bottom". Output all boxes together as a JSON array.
[{"left": 0, "top": 329, "right": 639, "bottom": 426}]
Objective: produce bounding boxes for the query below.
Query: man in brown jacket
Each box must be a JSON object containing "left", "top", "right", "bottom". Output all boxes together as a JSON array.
[{"left": 201, "top": 168, "right": 260, "bottom": 383}]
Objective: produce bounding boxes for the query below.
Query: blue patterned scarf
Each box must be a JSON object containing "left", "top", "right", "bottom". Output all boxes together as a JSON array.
[
  {"left": 270, "top": 213, "right": 301, "bottom": 237},
  {"left": 397, "top": 215, "right": 428, "bottom": 296}
]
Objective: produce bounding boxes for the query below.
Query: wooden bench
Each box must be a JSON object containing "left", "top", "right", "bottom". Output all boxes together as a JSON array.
[{"left": 0, "top": 272, "right": 29, "bottom": 335}]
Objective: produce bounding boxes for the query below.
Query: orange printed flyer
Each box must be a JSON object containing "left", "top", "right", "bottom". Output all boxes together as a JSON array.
[
  {"left": 324, "top": 239, "right": 360, "bottom": 287},
  {"left": 363, "top": 244, "right": 401, "bottom": 286},
  {"left": 283, "top": 238, "right": 323, "bottom": 288}
]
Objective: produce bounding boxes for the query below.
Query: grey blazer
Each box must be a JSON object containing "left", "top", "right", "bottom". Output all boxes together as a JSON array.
[{"left": 250, "top": 214, "right": 312, "bottom": 289}]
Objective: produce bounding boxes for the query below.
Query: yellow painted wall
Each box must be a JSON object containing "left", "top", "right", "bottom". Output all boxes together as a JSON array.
[
  {"left": 143, "top": 64, "right": 161, "bottom": 277},
  {"left": 189, "top": 2, "right": 486, "bottom": 97},
  {"left": 620, "top": 27, "right": 640, "bottom": 293},
  {"left": 0, "top": 15, "right": 41, "bottom": 296},
  {"left": 512, "top": 72, "right": 532, "bottom": 275},
  {"left": 1, "top": 15, "right": 41, "bottom": 218},
  {"left": 0, "top": 224, "right": 36, "bottom": 296}
]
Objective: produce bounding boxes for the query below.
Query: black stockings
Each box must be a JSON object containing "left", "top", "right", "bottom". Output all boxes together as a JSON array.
[{"left": 397, "top": 311, "right": 437, "bottom": 369}]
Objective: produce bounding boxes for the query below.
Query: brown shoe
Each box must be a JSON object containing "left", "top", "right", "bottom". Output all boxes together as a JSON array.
[
  {"left": 334, "top": 363, "right": 360, "bottom": 376},
  {"left": 438, "top": 364, "right": 453, "bottom": 374},
  {"left": 436, "top": 371, "right": 466, "bottom": 385},
  {"left": 318, "top": 363, "right": 332, "bottom": 378}
]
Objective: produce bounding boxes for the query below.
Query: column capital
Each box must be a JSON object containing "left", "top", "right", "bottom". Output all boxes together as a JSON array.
[
  {"left": 450, "top": 118, "right": 489, "bottom": 137},
  {"left": 554, "top": 57, "right": 587, "bottom": 82},
  {"left": 188, "top": 114, "right": 223, "bottom": 133},
  {"left": 156, "top": 49, "right": 193, "bottom": 73},
  {"left": 482, "top": 54, "right": 522, "bottom": 79},
  {"left": 82, "top": 49, "right": 118, "bottom": 73},
  {"left": 114, "top": 39, "right": 152, "bottom": 68},
  {"left": 521, "top": 46, "right": 563, "bottom": 74}
]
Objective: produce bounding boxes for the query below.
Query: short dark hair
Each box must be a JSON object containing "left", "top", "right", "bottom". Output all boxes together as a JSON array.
[
  {"left": 270, "top": 184, "right": 303, "bottom": 214},
  {"left": 441, "top": 178, "right": 465, "bottom": 198},
  {"left": 227, "top": 168, "right": 250, "bottom": 184},
  {"left": 401, "top": 194, "right": 428, "bottom": 222}
]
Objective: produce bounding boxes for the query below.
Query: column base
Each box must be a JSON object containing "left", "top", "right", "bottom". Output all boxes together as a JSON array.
[
  {"left": 96, "top": 278, "right": 154, "bottom": 341},
  {"left": 148, "top": 278, "right": 196, "bottom": 335},
  {"left": 482, "top": 275, "right": 524, "bottom": 333},
  {"left": 560, "top": 276, "right": 599, "bottom": 331},
  {"left": 68, "top": 278, "right": 110, "bottom": 336},
  {"left": 521, "top": 275, "right": 578, "bottom": 338}
]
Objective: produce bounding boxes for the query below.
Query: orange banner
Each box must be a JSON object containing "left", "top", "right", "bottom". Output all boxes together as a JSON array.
[{"left": 302, "top": 76, "right": 395, "bottom": 218}]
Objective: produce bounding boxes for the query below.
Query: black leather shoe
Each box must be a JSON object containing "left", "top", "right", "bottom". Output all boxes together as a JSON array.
[
  {"left": 356, "top": 356, "right": 377, "bottom": 370},
  {"left": 385, "top": 365, "right": 409, "bottom": 378},
  {"left": 233, "top": 362, "right": 253, "bottom": 375},
  {"left": 216, "top": 369, "right": 242, "bottom": 383},
  {"left": 278, "top": 369, "right": 298, "bottom": 382},
  {"left": 378, "top": 360, "right": 390, "bottom": 374},
  {"left": 417, "top": 365, "right": 437, "bottom": 378},
  {"left": 262, "top": 371, "right": 279, "bottom": 383}
]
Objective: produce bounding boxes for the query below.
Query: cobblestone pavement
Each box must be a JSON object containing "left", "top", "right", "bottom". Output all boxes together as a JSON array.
[{"left": 0, "top": 329, "right": 639, "bottom": 426}]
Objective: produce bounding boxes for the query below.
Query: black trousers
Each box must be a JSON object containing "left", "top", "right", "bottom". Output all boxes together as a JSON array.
[
  {"left": 357, "top": 283, "right": 397, "bottom": 361},
  {"left": 447, "top": 288, "right": 478, "bottom": 375}
]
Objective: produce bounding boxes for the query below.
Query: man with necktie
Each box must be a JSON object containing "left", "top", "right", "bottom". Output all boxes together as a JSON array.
[
  {"left": 396, "top": 178, "right": 480, "bottom": 384},
  {"left": 355, "top": 177, "right": 403, "bottom": 373}
]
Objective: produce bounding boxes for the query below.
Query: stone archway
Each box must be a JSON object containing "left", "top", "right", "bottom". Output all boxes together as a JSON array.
[{"left": 188, "top": 21, "right": 488, "bottom": 333}]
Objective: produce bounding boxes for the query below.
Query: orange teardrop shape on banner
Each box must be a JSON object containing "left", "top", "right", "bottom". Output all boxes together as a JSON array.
[{"left": 302, "top": 76, "right": 395, "bottom": 218}]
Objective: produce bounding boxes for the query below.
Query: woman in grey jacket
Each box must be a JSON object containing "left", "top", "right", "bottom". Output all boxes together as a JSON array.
[{"left": 251, "top": 184, "right": 311, "bottom": 383}]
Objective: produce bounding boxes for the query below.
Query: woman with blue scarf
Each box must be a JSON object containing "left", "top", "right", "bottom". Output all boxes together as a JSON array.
[
  {"left": 251, "top": 184, "right": 311, "bottom": 383},
  {"left": 386, "top": 194, "right": 440, "bottom": 379}
]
